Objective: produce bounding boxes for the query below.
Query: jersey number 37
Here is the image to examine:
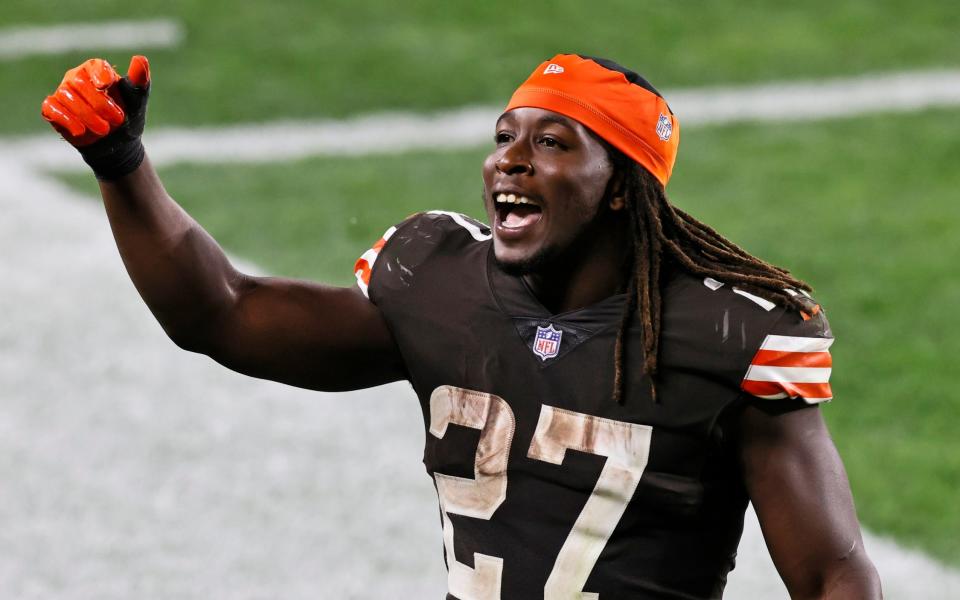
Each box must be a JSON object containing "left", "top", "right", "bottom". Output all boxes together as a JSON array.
[{"left": 430, "top": 385, "right": 653, "bottom": 600}]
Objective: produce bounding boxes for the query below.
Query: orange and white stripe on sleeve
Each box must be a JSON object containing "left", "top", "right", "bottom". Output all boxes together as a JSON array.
[
  {"left": 354, "top": 225, "right": 397, "bottom": 299},
  {"left": 741, "top": 335, "right": 834, "bottom": 403}
]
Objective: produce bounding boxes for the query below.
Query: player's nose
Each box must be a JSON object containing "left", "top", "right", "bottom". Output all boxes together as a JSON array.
[{"left": 496, "top": 142, "right": 533, "bottom": 176}]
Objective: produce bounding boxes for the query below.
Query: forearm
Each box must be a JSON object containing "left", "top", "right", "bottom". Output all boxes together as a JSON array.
[
  {"left": 814, "top": 551, "right": 882, "bottom": 599},
  {"left": 99, "top": 154, "right": 241, "bottom": 347},
  {"left": 741, "top": 404, "right": 882, "bottom": 599}
]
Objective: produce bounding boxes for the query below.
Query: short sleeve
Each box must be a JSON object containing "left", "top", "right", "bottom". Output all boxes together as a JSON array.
[
  {"left": 353, "top": 211, "right": 490, "bottom": 302},
  {"left": 353, "top": 224, "right": 398, "bottom": 299},
  {"left": 740, "top": 304, "right": 834, "bottom": 404}
]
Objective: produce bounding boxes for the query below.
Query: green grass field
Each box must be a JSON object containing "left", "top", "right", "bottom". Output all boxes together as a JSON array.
[
  {"left": 4, "top": 0, "right": 960, "bottom": 135},
  {"left": 8, "top": 0, "right": 959, "bottom": 571}
]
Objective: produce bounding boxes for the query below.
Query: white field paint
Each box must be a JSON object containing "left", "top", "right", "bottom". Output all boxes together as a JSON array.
[
  {"left": 3, "top": 70, "right": 960, "bottom": 598},
  {"left": 0, "top": 160, "right": 446, "bottom": 600},
  {"left": 10, "top": 68, "right": 960, "bottom": 172},
  {"left": 0, "top": 19, "right": 183, "bottom": 61}
]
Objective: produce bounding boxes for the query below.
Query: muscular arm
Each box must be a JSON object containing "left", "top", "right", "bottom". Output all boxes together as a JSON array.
[
  {"left": 739, "top": 403, "right": 882, "bottom": 599},
  {"left": 98, "top": 157, "right": 406, "bottom": 391},
  {"left": 40, "top": 57, "right": 404, "bottom": 390}
]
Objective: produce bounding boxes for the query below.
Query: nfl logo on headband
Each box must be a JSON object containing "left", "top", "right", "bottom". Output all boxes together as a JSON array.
[
  {"left": 532, "top": 324, "right": 563, "bottom": 361},
  {"left": 656, "top": 113, "right": 673, "bottom": 141}
]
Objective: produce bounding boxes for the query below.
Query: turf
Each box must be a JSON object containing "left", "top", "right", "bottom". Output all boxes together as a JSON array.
[
  {"left": 5, "top": 0, "right": 960, "bottom": 135},
  {"left": 672, "top": 110, "right": 960, "bottom": 564},
  {"left": 60, "top": 106, "right": 960, "bottom": 566}
]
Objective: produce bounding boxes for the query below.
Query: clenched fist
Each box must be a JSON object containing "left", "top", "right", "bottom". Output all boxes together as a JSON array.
[{"left": 41, "top": 55, "right": 151, "bottom": 180}]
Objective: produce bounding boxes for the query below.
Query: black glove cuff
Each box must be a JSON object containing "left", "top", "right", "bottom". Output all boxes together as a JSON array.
[{"left": 81, "top": 138, "right": 146, "bottom": 181}]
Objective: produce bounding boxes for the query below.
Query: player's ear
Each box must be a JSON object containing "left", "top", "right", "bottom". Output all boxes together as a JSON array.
[{"left": 608, "top": 170, "right": 626, "bottom": 211}]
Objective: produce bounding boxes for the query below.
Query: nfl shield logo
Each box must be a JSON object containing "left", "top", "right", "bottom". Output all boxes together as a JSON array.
[
  {"left": 533, "top": 324, "right": 563, "bottom": 361},
  {"left": 656, "top": 113, "right": 673, "bottom": 141}
]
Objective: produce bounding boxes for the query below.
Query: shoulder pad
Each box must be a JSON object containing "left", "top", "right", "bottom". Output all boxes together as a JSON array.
[{"left": 354, "top": 211, "right": 490, "bottom": 299}]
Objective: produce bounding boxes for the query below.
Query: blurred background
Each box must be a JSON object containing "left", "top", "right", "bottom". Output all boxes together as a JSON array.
[{"left": 2, "top": 1, "right": 958, "bottom": 598}]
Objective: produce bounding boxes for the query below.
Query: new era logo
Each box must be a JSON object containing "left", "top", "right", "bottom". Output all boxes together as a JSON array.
[{"left": 543, "top": 63, "right": 564, "bottom": 75}]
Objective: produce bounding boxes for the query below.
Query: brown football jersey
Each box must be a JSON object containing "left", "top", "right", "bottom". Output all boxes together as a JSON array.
[{"left": 355, "top": 211, "right": 834, "bottom": 600}]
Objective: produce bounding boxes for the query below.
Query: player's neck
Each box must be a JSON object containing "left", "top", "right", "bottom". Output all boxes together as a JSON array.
[{"left": 524, "top": 220, "right": 628, "bottom": 314}]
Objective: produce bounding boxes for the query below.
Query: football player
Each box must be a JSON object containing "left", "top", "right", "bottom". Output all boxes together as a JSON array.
[{"left": 42, "top": 54, "right": 881, "bottom": 599}]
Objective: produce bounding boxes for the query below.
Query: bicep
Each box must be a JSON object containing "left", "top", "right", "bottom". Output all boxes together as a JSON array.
[
  {"left": 199, "top": 274, "right": 406, "bottom": 391},
  {"left": 738, "top": 403, "right": 879, "bottom": 598}
]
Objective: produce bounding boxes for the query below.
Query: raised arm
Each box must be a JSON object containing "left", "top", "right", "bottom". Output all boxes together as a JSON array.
[
  {"left": 42, "top": 56, "right": 406, "bottom": 391},
  {"left": 739, "top": 402, "right": 882, "bottom": 599}
]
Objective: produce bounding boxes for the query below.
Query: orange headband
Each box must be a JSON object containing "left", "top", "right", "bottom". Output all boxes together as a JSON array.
[{"left": 505, "top": 54, "right": 679, "bottom": 186}]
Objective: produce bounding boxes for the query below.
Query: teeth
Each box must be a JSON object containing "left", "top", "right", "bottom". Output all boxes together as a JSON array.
[{"left": 495, "top": 193, "right": 534, "bottom": 205}]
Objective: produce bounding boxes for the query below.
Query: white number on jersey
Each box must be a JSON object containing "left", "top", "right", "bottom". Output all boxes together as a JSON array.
[{"left": 429, "top": 386, "right": 653, "bottom": 600}]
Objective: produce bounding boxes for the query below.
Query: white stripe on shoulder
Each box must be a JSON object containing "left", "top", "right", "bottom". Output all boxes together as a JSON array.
[
  {"left": 355, "top": 274, "right": 369, "bottom": 298},
  {"left": 703, "top": 277, "right": 725, "bottom": 291},
  {"left": 426, "top": 210, "right": 492, "bottom": 241},
  {"left": 760, "top": 335, "right": 834, "bottom": 353},
  {"left": 732, "top": 287, "right": 777, "bottom": 311},
  {"left": 744, "top": 365, "right": 833, "bottom": 384},
  {"left": 358, "top": 248, "right": 379, "bottom": 264},
  {"left": 354, "top": 225, "right": 398, "bottom": 300}
]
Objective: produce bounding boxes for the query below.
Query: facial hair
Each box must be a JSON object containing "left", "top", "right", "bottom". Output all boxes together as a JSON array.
[{"left": 492, "top": 193, "right": 616, "bottom": 277}]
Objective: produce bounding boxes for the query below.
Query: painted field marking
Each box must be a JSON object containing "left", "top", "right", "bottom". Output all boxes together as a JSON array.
[
  {"left": 671, "top": 68, "right": 960, "bottom": 124},
  {"left": 0, "top": 19, "right": 183, "bottom": 60},
  {"left": 8, "top": 67, "right": 960, "bottom": 171}
]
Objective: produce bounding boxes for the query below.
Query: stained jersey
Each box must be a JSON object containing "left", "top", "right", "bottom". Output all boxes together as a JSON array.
[{"left": 354, "top": 212, "right": 834, "bottom": 600}]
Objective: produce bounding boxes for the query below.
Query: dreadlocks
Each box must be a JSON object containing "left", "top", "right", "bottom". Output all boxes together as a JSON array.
[{"left": 610, "top": 149, "right": 815, "bottom": 403}]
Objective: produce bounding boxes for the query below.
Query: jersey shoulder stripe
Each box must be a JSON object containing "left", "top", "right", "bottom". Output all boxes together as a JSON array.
[
  {"left": 354, "top": 225, "right": 397, "bottom": 298},
  {"left": 425, "top": 210, "right": 492, "bottom": 241},
  {"left": 703, "top": 276, "right": 822, "bottom": 317},
  {"left": 353, "top": 211, "right": 490, "bottom": 300},
  {"left": 702, "top": 277, "right": 777, "bottom": 311},
  {"left": 741, "top": 334, "right": 834, "bottom": 403}
]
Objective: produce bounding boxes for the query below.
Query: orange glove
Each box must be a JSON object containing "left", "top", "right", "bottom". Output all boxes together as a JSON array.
[{"left": 41, "top": 56, "right": 151, "bottom": 179}]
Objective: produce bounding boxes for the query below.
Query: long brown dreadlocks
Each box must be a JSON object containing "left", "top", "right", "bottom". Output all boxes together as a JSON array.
[{"left": 610, "top": 149, "right": 815, "bottom": 403}]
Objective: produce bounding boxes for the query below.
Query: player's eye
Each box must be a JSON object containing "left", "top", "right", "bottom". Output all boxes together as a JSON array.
[
  {"left": 494, "top": 131, "right": 513, "bottom": 145},
  {"left": 538, "top": 136, "right": 565, "bottom": 149}
]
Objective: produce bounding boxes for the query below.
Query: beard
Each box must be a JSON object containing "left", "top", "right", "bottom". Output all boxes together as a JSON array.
[
  {"left": 493, "top": 203, "right": 616, "bottom": 278},
  {"left": 493, "top": 241, "right": 564, "bottom": 276},
  {"left": 483, "top": 181, "right": 626, "bottom": 278}
]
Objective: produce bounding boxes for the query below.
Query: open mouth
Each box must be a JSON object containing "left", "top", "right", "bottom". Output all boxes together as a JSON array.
[{"left": 494, "top": 192, "right": 543, "bottom": 230}]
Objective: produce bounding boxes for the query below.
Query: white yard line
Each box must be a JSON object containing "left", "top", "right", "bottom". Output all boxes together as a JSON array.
[
  {"left": 0, "top": 19, "right": 183, "bottom": 60},
  {"left": 4, "top": 68, "right": 960, "bottom": 598},
  {"left": 671, "top": 68, "right": 960, "bottom": 124},
  {"left": 9, "top": 68, "right": 960, "bottom": 171}
]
